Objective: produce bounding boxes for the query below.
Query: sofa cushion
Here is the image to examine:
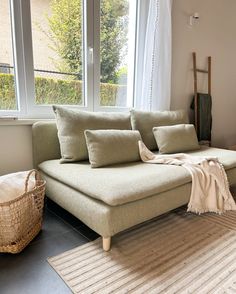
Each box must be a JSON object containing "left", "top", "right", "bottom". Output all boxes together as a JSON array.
[
  {"left": 85, "top": 129, "right": 141, "bottom": 168},
  {"left": 153, "top": 124, "right": 200, "bottom": 154},
  {"left": 130, "top": 109, "right": 189, "bottom": 150},
  {"left": 53, "top": 105, "right": 132, "bottom": 162},
  {"left": 39, "top": 146, "right": 236, "bottom": 206}
]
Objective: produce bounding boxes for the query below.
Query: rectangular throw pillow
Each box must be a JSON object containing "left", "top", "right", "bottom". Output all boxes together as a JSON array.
[
  {"left": 153, "top": 124, "right": 200, "bottom": 154},
  {"left": 53, "top": 105, "right": 132, "bottom": 162},
  {"left": 84, "top": 129, "right": 141, "bottom": 168},
  {"left": 130, "top": 109, "right": 189, "bottom": 150}
]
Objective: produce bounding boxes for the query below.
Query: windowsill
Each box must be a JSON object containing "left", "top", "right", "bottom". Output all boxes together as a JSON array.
[{"left": 0, "top": 118, "right": 55, "bottom": 126}]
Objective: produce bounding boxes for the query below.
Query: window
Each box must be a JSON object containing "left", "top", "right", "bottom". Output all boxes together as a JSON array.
[
  {"left": 0, "top": 0, "right": 17, "bottom": 111},
  {"left": 0, "top": 0, "right": 138, "bottom": 118}
]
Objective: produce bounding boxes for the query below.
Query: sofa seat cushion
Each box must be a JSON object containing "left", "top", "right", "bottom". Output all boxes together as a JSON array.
[{"left": 39, "top": 146, "right": 236, "bottom": 206}]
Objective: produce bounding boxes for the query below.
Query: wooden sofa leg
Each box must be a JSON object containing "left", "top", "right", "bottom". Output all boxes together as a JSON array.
[{"left": 103, "top": 237, "right": 111, "bottom": 251}]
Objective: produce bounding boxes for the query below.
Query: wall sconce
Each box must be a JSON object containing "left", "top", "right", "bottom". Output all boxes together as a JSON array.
[{"left": 189, "top": 13, "right": 199, "bottom": 26}]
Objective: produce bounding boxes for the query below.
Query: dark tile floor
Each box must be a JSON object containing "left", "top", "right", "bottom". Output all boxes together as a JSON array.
[{"left": 0, "top": 199, "right": 99, "bottom": 294}]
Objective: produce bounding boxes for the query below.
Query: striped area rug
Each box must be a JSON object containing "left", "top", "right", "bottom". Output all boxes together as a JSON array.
[{"left": 48, "top": 210, "right": 236, "bottom": 293}]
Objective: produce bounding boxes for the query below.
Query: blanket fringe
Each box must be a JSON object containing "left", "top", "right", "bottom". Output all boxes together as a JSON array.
[
  {"left": 187, "top": 205, "right": 223, "bottom": 215},
  {"left": 187, "top": 203, "right": 236, "bottom": 215}
]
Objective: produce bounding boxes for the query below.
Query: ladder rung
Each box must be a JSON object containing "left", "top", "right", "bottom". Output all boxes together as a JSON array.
[{"left": 196, "top": 69, "right": 208, "bottom": 73}]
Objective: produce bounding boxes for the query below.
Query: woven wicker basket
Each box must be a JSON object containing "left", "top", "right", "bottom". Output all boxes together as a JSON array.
[{"left": 0, "top": 169, "right": 46, "bottom": 254}]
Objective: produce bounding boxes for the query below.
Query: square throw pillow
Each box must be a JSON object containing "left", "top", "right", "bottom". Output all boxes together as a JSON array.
[
  {"left": 152, "top": 124, "right": 200, "bottom": 154},
  {"left": 130, "top": 109, "right": 189, "bottom": 150},
  {"left": 53, "top": 106, "right": 132, "bottom": 162},
  {"left": 84, "top": 129, "right": 141, "bottom": 168}
]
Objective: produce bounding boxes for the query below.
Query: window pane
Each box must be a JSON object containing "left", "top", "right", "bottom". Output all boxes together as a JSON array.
[
  {"left": 0, "top": 0, "right": 17, "bottom": 110},
  {"left": 100, "top": 0, "right": 136, "bottom": 107},
  {"left": 30, "top": 0, "right": 84, "bottom": 106}
]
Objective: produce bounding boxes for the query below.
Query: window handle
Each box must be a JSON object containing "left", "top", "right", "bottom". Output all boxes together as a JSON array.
[{"left": 88, "top": 47, "right": 94, "bottom": 64}]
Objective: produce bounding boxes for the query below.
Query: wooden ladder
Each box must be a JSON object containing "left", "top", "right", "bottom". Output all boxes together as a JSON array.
[{"left": 192, "top": 52, "right": 211, "bottom": 137}]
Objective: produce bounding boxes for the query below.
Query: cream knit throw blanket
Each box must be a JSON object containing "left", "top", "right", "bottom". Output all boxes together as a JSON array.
[
  {"left": 0, "top": 171, "right": 35, "bottom": 203},
  {"left": 139, "top": 141, "right": 236, "bottom": 214}
]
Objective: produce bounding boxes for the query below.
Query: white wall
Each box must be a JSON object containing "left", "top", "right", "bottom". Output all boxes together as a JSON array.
[
  {"left": 171, "top": 0, "right": 236, "bottom": 148},
  {"left": 0, "top": 125, "right": 33, "bottom": 176}
]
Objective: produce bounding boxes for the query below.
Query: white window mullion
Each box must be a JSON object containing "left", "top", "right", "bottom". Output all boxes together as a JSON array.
[
  {"left": 133, "top": 0, "right": 150, "bottom": 109},
  {"left": 127, "top": 0, "right": 138, "bottom": 108},
  {"left": 93, "top": 0, "right": 100, "bottom": 112},
  {"left": 84, "top": 0, "right": 95, "bottom": 111},
  {"left": 19, "top": 0, "right": 35, "bottom": 118}
]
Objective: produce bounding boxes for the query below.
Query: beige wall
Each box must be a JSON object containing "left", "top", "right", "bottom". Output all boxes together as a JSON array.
[
  {"left": 171, "top": 0, "right": 236, "bottom": 148},
  {"left": 0, "top": 126, "right": 33, "bottom": 176}
]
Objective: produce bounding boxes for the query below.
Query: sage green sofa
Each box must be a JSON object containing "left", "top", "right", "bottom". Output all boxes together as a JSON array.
[{"left": 32, "top": 114, "right": 236, "bottom": 251}]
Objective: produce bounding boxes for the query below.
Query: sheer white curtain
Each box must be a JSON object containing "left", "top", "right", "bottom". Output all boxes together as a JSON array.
[{"left": 135, "top": 0, "right": 173, "bottom": 111}]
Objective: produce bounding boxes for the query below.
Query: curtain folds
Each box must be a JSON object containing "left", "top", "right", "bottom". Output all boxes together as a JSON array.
[{"left": 135, "top": 0, "right": 173, "bottom": 111}]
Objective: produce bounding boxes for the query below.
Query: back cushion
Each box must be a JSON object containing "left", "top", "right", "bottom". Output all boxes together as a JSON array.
[
  {"left": 153, "top": 124, "right": 200, "bottom": 154},
  {"left": 130, "top": 109, "right": 189, "bottom": 150},
  {"left": 85, "top": 129, "right": 141, "bottom": 168},
  {"left": 53, "top": 105, "right": 131, "bottom": 162}
]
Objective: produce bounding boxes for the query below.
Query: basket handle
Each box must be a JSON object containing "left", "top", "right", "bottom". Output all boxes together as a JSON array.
[{"left": 24, "top": 169, "right": 41, "bottom": 193}]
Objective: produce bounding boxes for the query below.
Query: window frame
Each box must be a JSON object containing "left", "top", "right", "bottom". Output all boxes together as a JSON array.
[{"left": 0, "top": 0, "right": 139, "bottom": 118}]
